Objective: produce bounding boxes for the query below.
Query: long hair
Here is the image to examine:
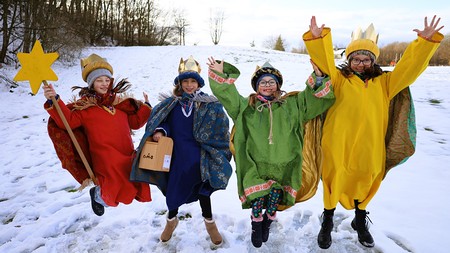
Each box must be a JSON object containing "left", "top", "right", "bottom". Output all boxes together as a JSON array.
[
  {"left": 71, "top": 78, "right": 131, "bottom": 97},
  {"left": 172, "top": 84, "right": 184, "bottom": 97}
]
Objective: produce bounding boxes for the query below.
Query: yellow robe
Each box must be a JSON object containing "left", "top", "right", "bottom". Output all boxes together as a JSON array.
[{"left": 303, "top": 28, "right": 442, "bottom": 210}]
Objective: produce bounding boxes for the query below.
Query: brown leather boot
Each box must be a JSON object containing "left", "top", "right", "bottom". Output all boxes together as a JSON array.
[
  {"left": 160, "top": 216, "right": 178, "bottom": 242},
  {"left": 204, "top": 218, "right": 223, "bottom": 246}
]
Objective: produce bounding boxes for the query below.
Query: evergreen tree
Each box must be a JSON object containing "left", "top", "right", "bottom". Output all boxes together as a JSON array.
[{"left": 274, "top": 35, "right": 285, "bottom": 51}]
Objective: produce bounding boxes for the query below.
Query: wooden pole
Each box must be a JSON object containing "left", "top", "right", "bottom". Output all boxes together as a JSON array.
[{"left": 44, "top": 81, "right": 98, "bottom": 185}]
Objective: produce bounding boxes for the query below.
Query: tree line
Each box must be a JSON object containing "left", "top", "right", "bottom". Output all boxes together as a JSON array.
[
  {"left": 0, "top": 0, "right": 193, "bottom": 64},
  {"left": 376, "top": 36, "right": 450, "bottom": 66},
  {"left": 2, "top": 1, "right": 448, "bottom": 66}
]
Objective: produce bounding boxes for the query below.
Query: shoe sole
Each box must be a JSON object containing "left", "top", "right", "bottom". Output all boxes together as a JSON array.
[
  {"left": 318, "top": 241, "right": 332, "bottom": 249},
  {"left": 211, "top": 241, "right": 223, "bottom": 248},
  {"left": 351, "top": 220, "right": 374, "bottom": 248}
]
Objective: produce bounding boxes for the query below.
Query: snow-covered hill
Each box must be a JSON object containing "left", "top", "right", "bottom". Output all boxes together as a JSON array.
[{"left": 1, "top": 45, "right": 449, "bottom": 253}]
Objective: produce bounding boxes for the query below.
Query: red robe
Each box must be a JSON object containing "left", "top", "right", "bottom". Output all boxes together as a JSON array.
[{"left": 45, "top": 96, "right": 152, "bottom": 206}]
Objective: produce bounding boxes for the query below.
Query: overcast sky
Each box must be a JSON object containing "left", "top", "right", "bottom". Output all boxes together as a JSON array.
[{"left": 156, "top": 0, "right": 450, "bottom": 49}]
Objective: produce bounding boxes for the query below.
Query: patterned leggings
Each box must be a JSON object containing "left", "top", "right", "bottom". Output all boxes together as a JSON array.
[{"left": 251, "top": 188, "right": 283, "bottom": 218}]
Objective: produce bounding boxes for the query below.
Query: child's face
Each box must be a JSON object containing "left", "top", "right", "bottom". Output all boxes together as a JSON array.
[
  {"left": 92, "top": 76, "right": 111, "bottom": 95},
  {"left": 257, "top": 77, "right": 278, "bottom": 96},
  {"left": 181, "top": 78, "right": 199, "bottom": 94},
  {"left": 350, "top": 55, "right": 373, "bottom": 73}
]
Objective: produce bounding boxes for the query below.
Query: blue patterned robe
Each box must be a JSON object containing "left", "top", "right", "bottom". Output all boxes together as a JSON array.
[{"left": 131, "top": 92, "right": 232, "bottom": 209}]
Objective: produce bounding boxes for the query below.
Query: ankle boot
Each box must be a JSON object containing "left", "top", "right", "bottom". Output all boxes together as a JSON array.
[
  {"left": 351, "top": 209, "right": 374, "bottom": 248},
  {"left": 251, "top": 216, "right": 263, "bottom": 248},
  {"left": 317, "top": 209, "right": 334, "bottom": 249},
  {"left": 262, "top": 212, "right": 275, "bottom": 242},
  {"left": 160, "top": 216, "right": 179, "bottom": 242},
  {"left": 89, "top": 187, "right": 104, "bottom": 216},
  {"left": 204, "top": 218, "right": 223, "bottom": 246}
]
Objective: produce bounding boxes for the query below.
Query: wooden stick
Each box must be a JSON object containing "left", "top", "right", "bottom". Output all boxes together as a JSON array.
[{"left": 44, "top": 80, "right": 98, "bottom": 185}]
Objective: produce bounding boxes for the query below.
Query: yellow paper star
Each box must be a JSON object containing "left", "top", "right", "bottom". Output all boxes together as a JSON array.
[{"left": 14, "top": 40, "right": 59, "bottom": 95}]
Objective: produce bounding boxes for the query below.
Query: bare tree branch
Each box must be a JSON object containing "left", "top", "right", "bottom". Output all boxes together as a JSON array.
[{"left": 209, "top": 9, "right": 224, "bottom": 45}]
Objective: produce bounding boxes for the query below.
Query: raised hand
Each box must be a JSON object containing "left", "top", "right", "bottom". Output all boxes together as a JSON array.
[
  {"left": 143, "top": 91, "right": 149, "bottom": 104},
  {"left": 207, "top": 56, "right": 224, "bottom": 74},
  {"left": 310, "top": 59, "right": 323, "bottom": 77},
  {"left": 43, "top": 83, "right": 57, "bottom": 100},
  {"left": 413, "top": 15, "right": 444, "bottom": 39},
  {"left": 309, "top": 16, "right": 325, "bottom": 39}
]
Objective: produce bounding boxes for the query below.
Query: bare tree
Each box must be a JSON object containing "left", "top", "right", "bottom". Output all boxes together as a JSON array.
[
  {"left": 1, "top": 0, "right": 22, "bottom": 64},
  {"left": 291, "top": 44, "right": 308, "bottom": 54},
  {"left": 262, "top": 35, "right": 277, "bottom": 49},
  {"left": 209, "top": 9, "right": 224, "bottom": 45},
  {"left": 377, "top": 42, "right": 408, "bottom": 66},
  {"left": 173, "top": 9, "right": 189, "bottom": 46}
]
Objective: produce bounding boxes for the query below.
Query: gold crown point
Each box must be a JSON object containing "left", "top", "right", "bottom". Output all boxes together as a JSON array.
[
  {"left": 178, "top": 57, "right": 185, "bottom": 73},
  {"left": 178, "top": 55, "right": 200, "bottom": 73},
  {"left": 351, "top": 23, "right": 379, "bottom": 44}
]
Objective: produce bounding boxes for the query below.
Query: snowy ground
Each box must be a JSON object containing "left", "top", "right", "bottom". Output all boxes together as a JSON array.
[{"left": 0, "top": 45, "right": 449, "bottom": 253}]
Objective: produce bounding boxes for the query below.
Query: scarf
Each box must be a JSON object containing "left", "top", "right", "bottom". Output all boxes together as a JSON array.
[
  {"left": 88, "top": 91, "right": 116, "bottom": 111},
  {"left": 178, "top": 92, "right": 195, "bottom": 117}
]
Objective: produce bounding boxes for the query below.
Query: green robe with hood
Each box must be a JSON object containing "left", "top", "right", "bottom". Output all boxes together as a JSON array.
[{"left": 208, "top": 62, "right": 335, "bottom": 208}]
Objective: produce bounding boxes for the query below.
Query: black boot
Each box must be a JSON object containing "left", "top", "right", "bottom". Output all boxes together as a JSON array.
[
  {"left": 317, "top": 208, "right": 334, "bottom": 249},
  {"left": 251, "top": 219, "right": 263, "bottom": 248},
  {"left": 351, "top": 206, "right": 374, "bottom": 248},
  {"left": 262, "top": 213, "right": 274, "bottom": 243},
  {"left": 89, "top": 187, "right": 104, "bottom": 216}
]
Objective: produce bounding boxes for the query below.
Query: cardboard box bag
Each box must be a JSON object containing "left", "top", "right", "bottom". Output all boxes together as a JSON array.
[{"left": 138, "top": 136, "right": 173, "bottom": 172}]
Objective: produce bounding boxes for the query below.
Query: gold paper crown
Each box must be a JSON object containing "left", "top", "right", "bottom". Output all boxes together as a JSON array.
[
  {"left": 80, "top": 53, "right": 113, "bottom": 82},
  {"left": 346, "top": 23, "right": 380, "bottom": 59},
  {"left": 178, "top": 56, "right": 201, "bottom": 74},
  {"left": 351, "top": 23, "right": 379, "bottom": 43}
]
